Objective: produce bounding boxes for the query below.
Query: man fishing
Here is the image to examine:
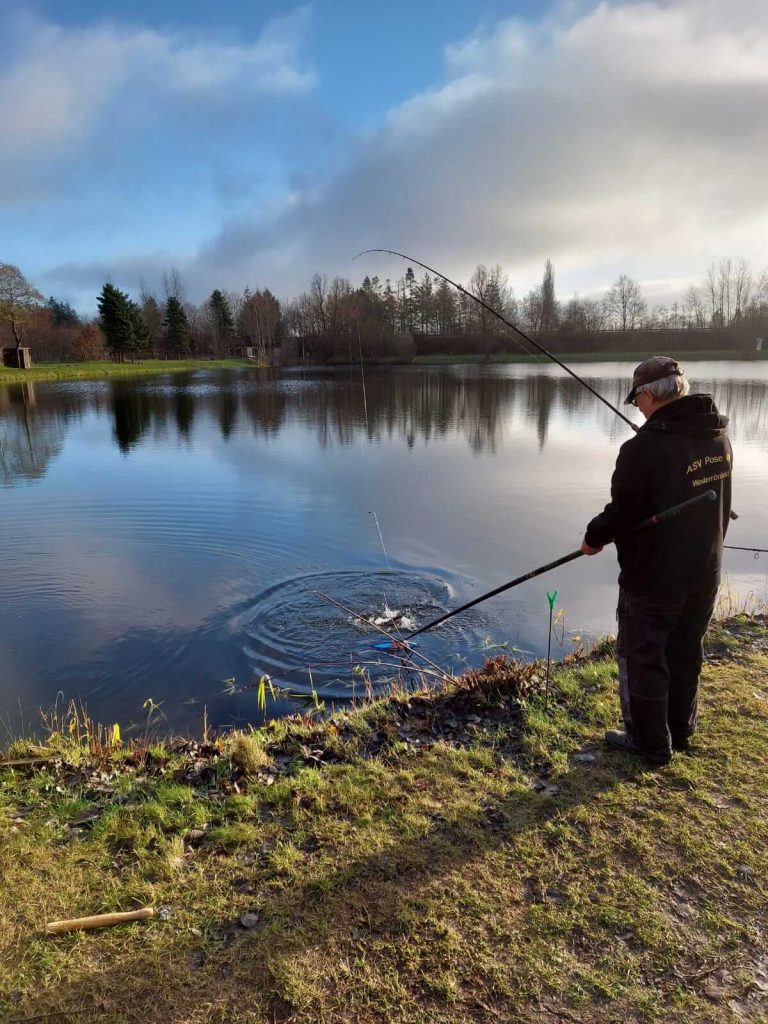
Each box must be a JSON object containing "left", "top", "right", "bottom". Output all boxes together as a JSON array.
[{"left": 581, "top": 356, "right": 732, "bottom": 765}]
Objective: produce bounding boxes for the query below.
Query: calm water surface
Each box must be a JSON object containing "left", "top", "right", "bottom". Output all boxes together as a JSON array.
[{"left": 1, "top": 362, "right": 766, "bottom": 733}]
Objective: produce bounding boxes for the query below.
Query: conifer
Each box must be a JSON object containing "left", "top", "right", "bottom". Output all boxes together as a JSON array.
[{"left": 164, "top": 296, "right": 191, "bottom": 356}]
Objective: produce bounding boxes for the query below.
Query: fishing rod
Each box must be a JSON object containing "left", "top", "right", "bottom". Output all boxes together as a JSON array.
[
  {"left": 725, "top": 545, "right": 767, "bottom": 554},
  {"left": 356, "top": 248, "right": 638, "bottom": 431},
  {"left": 372, "top": 490, "right": 717, "bottom": 650}
]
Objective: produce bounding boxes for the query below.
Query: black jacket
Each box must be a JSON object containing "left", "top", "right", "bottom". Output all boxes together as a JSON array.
[{"left": 585, "top": 394, "right": 732, "bottom": 599}]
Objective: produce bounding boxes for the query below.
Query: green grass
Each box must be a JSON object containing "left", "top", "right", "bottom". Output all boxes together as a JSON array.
[
  {"left": 4, "top": 352, "right": 763, "bottom": 382},
  {"left": 0, "top": 358, "right": 255, "bottom": 384},
  {"left": 1, "top": 617, "right": 767, "bottom": 1022}
]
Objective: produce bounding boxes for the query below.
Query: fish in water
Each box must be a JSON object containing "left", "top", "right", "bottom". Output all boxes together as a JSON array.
[{"left": 364, "top": 604, "right": 416, "bottom": 632}]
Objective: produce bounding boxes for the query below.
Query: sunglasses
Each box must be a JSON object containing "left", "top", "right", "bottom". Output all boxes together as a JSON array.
[{"left": 631, "top": 388, "right": 650, "bottom": 407}]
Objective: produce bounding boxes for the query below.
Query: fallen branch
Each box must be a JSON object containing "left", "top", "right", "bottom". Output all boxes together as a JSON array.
[
  {"left": 45, "top": 907, "right": 154, "bottom": 935},
  {"left": 0, "top": 757, "right": 57, "bottom": 769}
]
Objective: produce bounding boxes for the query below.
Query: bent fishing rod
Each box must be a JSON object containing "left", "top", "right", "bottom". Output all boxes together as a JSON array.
[
  {"left": 373, "top": 490, "right": 717, "bottom": 651},
  {"left": 356, "top": 248, "right": 638, "bottom": 431}
]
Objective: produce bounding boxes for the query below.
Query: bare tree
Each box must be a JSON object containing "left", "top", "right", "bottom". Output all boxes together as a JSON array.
[
  {"left": 561, "top": 294, "right": 606, "bottom": 336},
  {"left": 521, "top": 287, "right": 544, "bottom": 337},
  {"left": 583, "top": 297, "right": 608, "bottom": 334},
  {"left": 325, "top": 276, "right": 353, "bottom": 339},
  {"left": 682, "top": 286, "right": 704, "bottom": 328},
  {"left": 755, "top": 269, "right": 768, "bottom": 315},
  {"left": 704, "top": 264, "right": 721, "bottom": 326},
  {"left": 0, "top": 264, "right": 45, "bottom": 358},
  {"left": 718, "top": 259, "right": 734, "bottom": 325},
  {"left": 733, "top": 258, "right": 753, "bottom": 320},
  {"left": 162, "top": 268, "right": 185, "bottom": 304},
  {"left": 605, "top": 274, "right": 646, "bottom": 332},
  {"left": 238, "top": 288, "right": 281, "bottom": 360},
  {"left": 138, "top": 281, "right": 163, "bottom": 357},
  {"left": 705, "top": 259, "right": 736, "bottom": 326},
  {"left": 468, "top": 265, "right": 513, "bottom": 334},
  {"left": 309, "top": 273, "right": 329, "bottom": 334}
]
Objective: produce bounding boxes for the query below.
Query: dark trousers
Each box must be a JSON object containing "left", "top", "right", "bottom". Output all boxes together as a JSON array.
[{"left": 616, "top": 577, "right": 720, "bottom": 758}]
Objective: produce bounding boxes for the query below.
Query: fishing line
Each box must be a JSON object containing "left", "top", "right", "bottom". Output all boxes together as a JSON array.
[
  {"left": 355, "top": 249, "right": 639, "bottom": 432},
  {"left": 354, "top": 304, "right": 393, "bottom": 571},
  {"left": 352, "top": 302, "right": 411, "bottom": 651}
]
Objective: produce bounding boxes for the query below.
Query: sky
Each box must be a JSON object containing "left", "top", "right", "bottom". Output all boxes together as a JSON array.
[{"left": 1, "top": 0, "right": 767, "bottom": 314}]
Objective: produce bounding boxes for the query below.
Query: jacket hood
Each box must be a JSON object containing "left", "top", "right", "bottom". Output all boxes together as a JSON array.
[{"left": 641, "top": 394, "right": 729, "bottom": 438}]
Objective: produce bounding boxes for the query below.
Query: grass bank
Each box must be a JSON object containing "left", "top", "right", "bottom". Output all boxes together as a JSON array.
[
  {"left": 2, "top": 616, "right": 768, "bottom": 1023},
  {"left": 0, "top": 359, "right": 255, "bottom": 384},
  {"left": 413, "top": 350, "right": 768, "bottom": 366}
]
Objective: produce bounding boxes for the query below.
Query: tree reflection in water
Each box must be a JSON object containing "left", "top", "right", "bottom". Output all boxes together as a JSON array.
[{"left": 1, "top": 366, "right": 767, "bottom": 487}]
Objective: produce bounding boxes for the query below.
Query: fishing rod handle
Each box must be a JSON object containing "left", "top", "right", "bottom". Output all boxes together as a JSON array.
[
  {"left": 405, "top": 490, "right": 716, "bottom": 642},
  {"left": 636, "top": 489, "right": 716, "bottom": 531},
  {"left": 405, "top": 549, "right": 583, "bottom": 640}
]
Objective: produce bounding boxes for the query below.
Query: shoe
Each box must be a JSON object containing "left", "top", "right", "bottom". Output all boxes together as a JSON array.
[
  {"left": 604, "top": 729, "right": 671, "bottom": 766},
  {"left": 671, "top": 735, "right": 692, "bottom": 753}
]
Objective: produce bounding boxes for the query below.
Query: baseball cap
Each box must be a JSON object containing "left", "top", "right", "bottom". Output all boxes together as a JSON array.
[{"left": 624, "top": 355, "right": 684, "bottom": 404}]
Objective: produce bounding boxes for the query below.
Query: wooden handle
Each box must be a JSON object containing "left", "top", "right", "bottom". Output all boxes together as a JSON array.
[{"left": 45, "top": 907, "right": 155, "bottom": 934}]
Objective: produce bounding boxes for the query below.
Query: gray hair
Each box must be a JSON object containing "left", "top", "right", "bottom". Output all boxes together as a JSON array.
[{"left": 636, "top": 373, "right": 690, "bottom": 402}]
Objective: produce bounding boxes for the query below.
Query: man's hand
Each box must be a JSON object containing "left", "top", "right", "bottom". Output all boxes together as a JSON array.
[{"left": 581, "top": 538, "right": 604, "bottom": 556}]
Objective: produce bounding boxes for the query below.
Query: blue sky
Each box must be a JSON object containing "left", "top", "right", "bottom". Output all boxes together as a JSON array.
[
  {"left": 1, "top": 0, "right": 767, "bottom": 313},
  {"left": 36, "top": 0, "right": 541, "bottom": 126}
]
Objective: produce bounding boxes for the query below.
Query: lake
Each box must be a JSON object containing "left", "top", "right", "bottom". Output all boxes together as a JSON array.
[{"left": 1, "top": 361, "right": 766, "bottom": 735}]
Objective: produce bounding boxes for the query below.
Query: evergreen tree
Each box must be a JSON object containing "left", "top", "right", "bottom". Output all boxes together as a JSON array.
[
  {"left": 97, "top": 283, "right": 134, "bottom": 362},
  {"left": 413, "top": 273, "right": 435, "bottom": 333},
  {"left": 209, "top": 289, "right": 235, "bottom": 355},
  {"left": 110, "top": 381, "right": 151, "bottom": 451},
  {"left": 164, "top": 296, "right": 191, "bottom": 356},
  {"left": 141, "top": 294, "right": 164, "bottom": 354},
  {"left": 128, "top": 301, "right": 153, "bottom": 356},
  {"left": 382, "top": 280, "right": 398, "bottom": 333},
  {"left": 403, "top": 266, "right": 416, "bottom": 331},
  {"left": 434, "top": 279, "right": 456, "bottom": 335},
  {"left": 540, "top": 259, "right": 558, "bottom": 334},
  {"left": 46, "top": 296, "right": 80, "bottom": 326}
]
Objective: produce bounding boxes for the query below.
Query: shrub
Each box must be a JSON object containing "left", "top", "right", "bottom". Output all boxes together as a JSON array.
[{"left": 72, "top": 323, "right": 105, "bottom": 362}]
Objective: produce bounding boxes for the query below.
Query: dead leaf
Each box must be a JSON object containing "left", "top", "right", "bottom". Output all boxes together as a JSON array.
[{"left": 702, "top": 976, "right": 728, "bottom": 1001}]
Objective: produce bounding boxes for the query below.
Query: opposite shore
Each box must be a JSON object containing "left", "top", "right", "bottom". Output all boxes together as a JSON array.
[{"left": 1, "top": 349, "right": 767, "bottom": 385}]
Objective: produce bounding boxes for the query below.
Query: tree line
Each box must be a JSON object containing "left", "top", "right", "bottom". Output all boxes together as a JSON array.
[
  {"left": 1, "top": 256, "right": 767, "bottom": 365},
  {"left": 93, "top": 275, "right": 282, "bottom": 363}
]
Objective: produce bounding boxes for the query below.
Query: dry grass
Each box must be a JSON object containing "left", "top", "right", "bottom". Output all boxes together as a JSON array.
[
  {"left": 1, "top": 615, "right": 767, "bottom": 1023},
  {"left": 0, "top": 358, "right": 254, "bottom": 384},
  {"left": 228, "top": 732, "right": 270, "bottom": 775}
]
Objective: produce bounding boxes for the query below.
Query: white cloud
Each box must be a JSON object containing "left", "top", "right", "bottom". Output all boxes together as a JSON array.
[
  {"left": 191, "top": 0, "right": 768, "bottom": 303},
  {"left": 28, "top": 1, "right": 768, "bottom": 309},
  {"left": 0, "top": 7, "right": 314, "bottom": 164}
]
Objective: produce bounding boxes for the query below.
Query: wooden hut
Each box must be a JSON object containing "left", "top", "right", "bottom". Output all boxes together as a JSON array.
[
  {"left": 1, "top": 346, "right": 32, "bottom": 369},
  {"left": 227, "top": 345, "right": 256, "bottom": 360}
]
